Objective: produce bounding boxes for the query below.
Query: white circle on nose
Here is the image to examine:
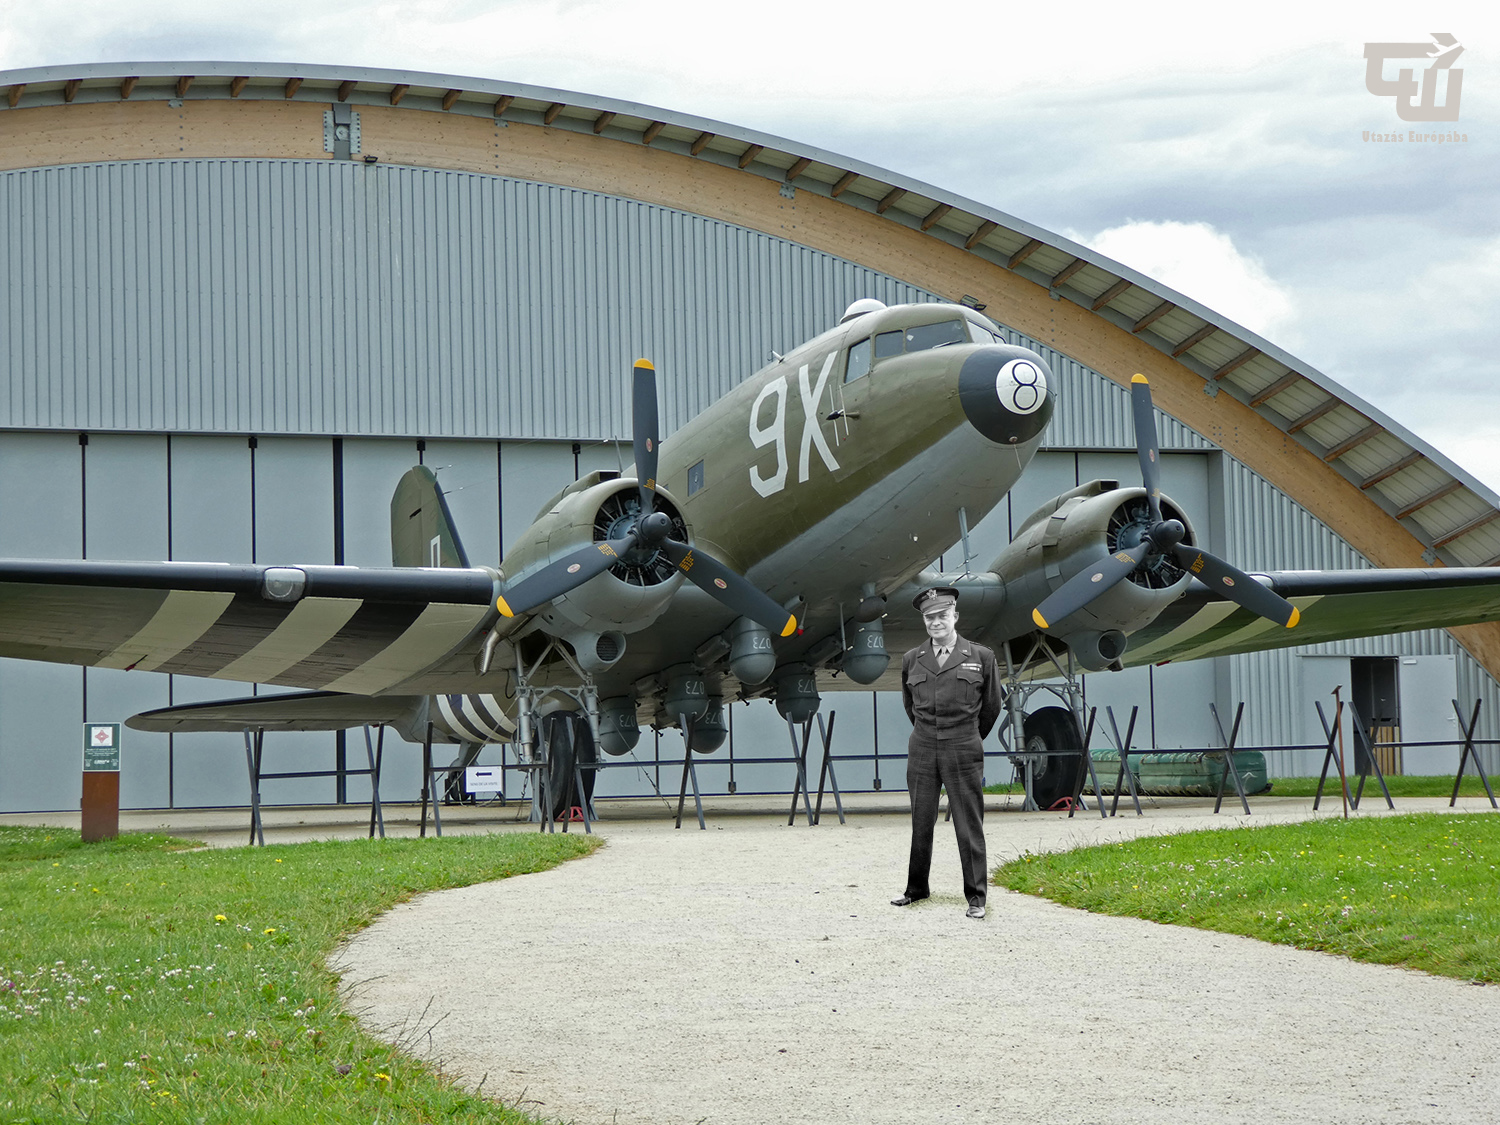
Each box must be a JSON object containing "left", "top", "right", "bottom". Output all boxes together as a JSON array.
[{"left": 995, "top": 359, "right": 1047, "bottom": 415}]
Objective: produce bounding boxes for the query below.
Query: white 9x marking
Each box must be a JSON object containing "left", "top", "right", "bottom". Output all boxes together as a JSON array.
[{"left": 749, "top": 354, "right": 841, "bottom": 498}]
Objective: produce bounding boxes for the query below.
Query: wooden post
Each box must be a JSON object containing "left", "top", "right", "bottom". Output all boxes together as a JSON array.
[{"left": 80, "top": 771, "right": 119, "bottom": 842}]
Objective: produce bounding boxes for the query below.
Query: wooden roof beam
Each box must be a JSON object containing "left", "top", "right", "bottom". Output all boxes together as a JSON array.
[
  {"left": 175, "top": 76, "right": 194, "bottom": 99},
  {"left": 964, "top": 220, "right": 998, "bottom": 250},
  {"left": 7, "top": 84, "right": 23, "bottom": 108},
  {"left": 388, "top": 84, "right": 408, "bottom": 106},
  {"left": 1286, "top": 398, "right": 1340, "bottom": 434},
  {"left": 876, "top": 187, "right": 906, "bottom": 214},
  {"left": 592, "top": 111, "right": 615, "bottom": 134},
  {"left": 284, "top": 78, "right": 302, "bottom": 98},
  {"left": 1433, "top": 508, "right": 1500, "bottom": 549},
  {"left": 337, "top": 81, "right": 356, "bottom": 102},
  {"left": 920, "top": 203, "right": 952, "bottom": 231},
  {"left": 1007, "top": 238, "right": 1043, "bottom": 269},
  {"left": 493, "top": 95, "right": 512, "bottom": 117},
  {"left": 1090, "top": 278, "right": 1131, "bottom": 311},
  {"left": 1049, "top": 258, "right": 1086, "bottom": 288},
  {"left": 1397, "top": 479, "right": 1464, "bottom": 520},
  {"left": 63, "top": 79, "right": 81, "bottom": 103},
  {"left": 739, "top": 144, "right": 764, "bottom": 169},
  {"left": 442, "top": 89, "right": 462, "bottom": 111},
  {"left": 227, "top": 77, "right": 245, "bottom": 99},
  {"left": 642, "top": 120, "right": 665, "bottom": 144},
  {"left": 786, "top": 156, "right": 812, "bottom": 181},
  {"left": 1170, "top": 322, "right": 1217, "bottom": 357},
  {"left": 690, "top": 131, "right": 714, "bottom": 156},
  {"left": 1211, "top": 347, "right": 1259, "bottom": 381},
  {"left": 1132, "top": 299, "right": 1174, "bottom": 335},
  {"left": 1360, "top": 450, "right": 1423, "bottom": 490},
  {"left": 1248, "top": 371, "right": 1302, "bottom": 407},
  {"left": 1322, "top": 422, "right": 1383, "bottom": 462},
  {"left": 543, "top": 102, "right": 564, "bottom": 125}
]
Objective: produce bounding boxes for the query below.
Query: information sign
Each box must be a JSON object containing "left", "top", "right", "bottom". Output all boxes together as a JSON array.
[{"left": 83, "top": 723, "right": 122, "bottom": 772}]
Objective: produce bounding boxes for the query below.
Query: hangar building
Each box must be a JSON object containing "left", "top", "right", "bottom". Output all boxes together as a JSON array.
[{"left": 2, "top": 61, "right": 1498, "bottom": 813}]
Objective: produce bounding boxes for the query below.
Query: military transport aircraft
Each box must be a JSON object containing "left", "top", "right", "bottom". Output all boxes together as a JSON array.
[{"left": 6, "top": 297, "right": 1500, "bottom": 810}]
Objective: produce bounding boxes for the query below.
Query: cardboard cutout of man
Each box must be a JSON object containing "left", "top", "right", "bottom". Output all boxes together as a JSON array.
[{"left": 891, "top": 586, "right": 1003, "bottom": 919}]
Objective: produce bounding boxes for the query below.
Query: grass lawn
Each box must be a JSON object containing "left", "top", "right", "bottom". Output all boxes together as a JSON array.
[
  {"left": 0, "top": 826, "right": 599, "bottom": 1124},
  {"left": 994, "top": 812, "right": 1500, "bottom": 982},
  {"left": 1262, "top": 774, "right": 1496, "bottom": 799}
]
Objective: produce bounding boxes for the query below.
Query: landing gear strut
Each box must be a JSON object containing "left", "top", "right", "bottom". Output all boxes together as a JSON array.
[{"left": 1000, "top": 634, "right": 1090, "bottom": 810}]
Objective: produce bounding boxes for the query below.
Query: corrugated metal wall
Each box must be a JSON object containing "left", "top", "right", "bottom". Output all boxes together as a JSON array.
[{"left": 0, "top": 159, "right": 935, "bottom": 437}]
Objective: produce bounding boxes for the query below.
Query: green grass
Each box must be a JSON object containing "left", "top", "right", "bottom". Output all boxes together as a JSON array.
[
  {"left": 1263, "top": 774, "right": 1496, "bottom": 799},
  {"left": 994, "top": 812, "right": 1500, "bottom": 982},
  {"left": 0, "top": 826, "right": 599, "bottom": 1124}
]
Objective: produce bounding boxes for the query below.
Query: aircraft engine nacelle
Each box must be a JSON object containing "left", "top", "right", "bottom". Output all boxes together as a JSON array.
[
  {"left": 503, "top": 476, "right": 692, "bottom": 669},
  {"left": 990, "top": 481, "right": 1197, "bottom": 670}
]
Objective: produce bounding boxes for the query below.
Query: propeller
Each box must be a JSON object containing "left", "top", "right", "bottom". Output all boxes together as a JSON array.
[
  {"left": 1031, "top": 373, "right": 1300, "bottom": 633},
  {"left": 495, "top": 360, "right": 798, "bottom": 639}
]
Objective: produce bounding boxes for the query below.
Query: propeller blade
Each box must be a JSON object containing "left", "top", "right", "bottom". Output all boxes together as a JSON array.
[
  {"left": 1130, "top": 374, "right": 1163, "bottom": 522},
  {"left": 660, "top": 538, "right": 797, "bottom": 638},
  {"left": 495, "top": 535, "right": 637, "bottom": 618},
  {"left": 1032, "top": 543, "right": 1150, "bottom": 631},
  {"left": 633, "top": 359, "right": 660, "bottom": 513},
  {"left": 1171, "top": 545, "right": 1301, "bottom": 628}
]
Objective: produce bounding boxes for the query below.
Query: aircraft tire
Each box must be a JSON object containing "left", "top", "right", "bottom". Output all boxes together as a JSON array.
[
  {"left": 541, "top": 712, "right": 599, "bottom": 819},
  {"left": 1021, "top": 707, "right": 1086, "bottom": 809}
]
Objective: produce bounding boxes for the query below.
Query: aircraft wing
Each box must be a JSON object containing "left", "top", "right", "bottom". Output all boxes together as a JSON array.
[
  {"left": 0, "top": 559, "right": 512, "bottom": 695},
  {"left": 1121, "top": 568, "right": 1500, "bottom": 666},
  {"left": 126, "top": 690, "right": 422, "bottom": 733}
]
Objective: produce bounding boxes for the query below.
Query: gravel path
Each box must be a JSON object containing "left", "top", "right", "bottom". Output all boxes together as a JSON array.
[{"left": 332, "top": 798, "right": 1500, "bottom": 1125}]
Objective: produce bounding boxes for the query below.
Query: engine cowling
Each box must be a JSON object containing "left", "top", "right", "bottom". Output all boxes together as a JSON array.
[
  {"left": 990, "top": 480, "right": 1196, "bottom": 668},
  {"left": 499, "top": 474, "right": 691, "bottom": 669}
]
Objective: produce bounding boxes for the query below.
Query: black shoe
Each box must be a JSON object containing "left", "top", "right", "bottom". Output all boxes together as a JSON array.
[
  {"left": 965, "top": 903, "right": 986, "bottom": 920},
  {"left": 891, "top": 893, "right": 928, "bottom": 907}
]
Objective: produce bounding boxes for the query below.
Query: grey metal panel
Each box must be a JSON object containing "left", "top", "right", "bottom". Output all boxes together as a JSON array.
[
  {"left": 0, "top": 160, "right": 936, "bottom": 439},
  {"left": 341, "top": 438, "right": 426, "bottom": 568},
  {"left": 0, "top": 432, "right": 82, "bottom": 558},
  {"left": 423, "top": 440, "right": 503, "bottom": 569},
  {"left": 499, "top": 441, "right": 575, "bottom": 558},
  {"left": 170, "top": 435, "right": 253, "bottom": 563},
  {"left": 253, "top": 437, "right": 334, "bottom": 564}
]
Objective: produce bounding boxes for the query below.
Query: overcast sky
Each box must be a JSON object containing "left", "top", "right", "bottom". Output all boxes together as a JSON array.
[{"left": 4, "top": 1, "right": 1498, "bottom": 489}]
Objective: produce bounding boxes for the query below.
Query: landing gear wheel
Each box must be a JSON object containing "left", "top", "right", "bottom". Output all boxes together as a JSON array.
[
  {"left": 1022, "top": 706, "right": 1086, "bottom": 809},
  {"left": 539, "top": 712, "right": 598, "bottom": 819}
]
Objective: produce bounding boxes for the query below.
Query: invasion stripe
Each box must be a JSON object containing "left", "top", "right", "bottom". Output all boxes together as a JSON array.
[
  {"left": 152, "top": 593, "right": 307, "bottom": 677},
  {"left": 321, "top": 603, "right": 491, "bottom": 695},
  {"left": 471, "top": 694, "right": 516, "bottom": 738},
  {"left": 210, "top": 597, "right": 363, "bottom": 683},
  {"left": 98, "top": 589, "right": 236, "bottom": 671},
  {"left": 275, "top": 601, "right": 429, "bottom": 689},
  {"left": 1125, "top": 601, "right": 1243, "bottom": 663},
  {"left": 1164, "top": 595, "right": 1323, "bottom": 663}
]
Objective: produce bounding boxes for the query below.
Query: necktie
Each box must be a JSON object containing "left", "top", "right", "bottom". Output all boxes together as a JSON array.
[{"left": 935, "top": 646, "right": 950, "bottom": 666}]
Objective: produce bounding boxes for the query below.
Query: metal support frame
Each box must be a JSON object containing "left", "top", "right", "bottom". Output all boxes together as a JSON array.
[
  {"left": 1312, "top": 699, "right": 1355, "bottom": 812},
  {"left": 242, "top": 724, "right": 385, "bottom": 846},
  {"left": 1208, "top": 702, "right": 1251, "bottom": 816},
  {"left": 787, "top": 711, "right": 845, "bottom": 825},
  {"left": 1103, "top": 706, "right": 1145, "bottom": 816},
  {"left": 1064, "top": 707, "right": 1106, "bottom": 819},
  {"left": 1345, "top": 701, "right": 1395, "bottom": 811},
  {"left": 675, "top": 712, "right": 705, "bottom": 830},
  {"left": 1450, "top": 699, "right": 1499, "bottom": 809}
]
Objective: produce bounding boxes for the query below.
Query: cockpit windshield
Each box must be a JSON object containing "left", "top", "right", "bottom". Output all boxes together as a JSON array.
[{"left": 846, "top": 318, "right": 967, "bottom": 382}]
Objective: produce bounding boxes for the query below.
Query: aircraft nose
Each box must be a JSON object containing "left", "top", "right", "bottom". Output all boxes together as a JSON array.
[{"left": 957, "top": 346, "right": 1054, "bottom": 445}]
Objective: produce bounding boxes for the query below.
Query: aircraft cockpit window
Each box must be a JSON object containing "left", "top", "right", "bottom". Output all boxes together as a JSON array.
[
  {"left": 846, "top": 338, "right": 872, "bottom": 383},
  {"left": 905, "top": 319, "right": 966, "bottom": 353},
  {"left": 874, "top": 330, "right": 904, "bottom": 359},
  {"left": 966, "top": 319, "right": 1005, "bottom": 345}
]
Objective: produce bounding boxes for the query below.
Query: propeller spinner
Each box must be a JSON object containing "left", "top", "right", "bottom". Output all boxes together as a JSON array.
[
  {"left": 1031, "top": 374, "right": 1301, "bottom": 633},
  {"left": 495, "top": 360, "right": 798, "bottom": 639}
]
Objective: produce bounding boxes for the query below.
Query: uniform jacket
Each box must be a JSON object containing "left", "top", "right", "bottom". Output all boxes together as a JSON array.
[{"left": 901, "top": 635, "right": 1003, "bottom": 742}]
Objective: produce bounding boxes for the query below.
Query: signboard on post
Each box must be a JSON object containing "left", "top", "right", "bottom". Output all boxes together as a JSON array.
[
  {"left": 81, "top": 723, "right": 122, "bottom": 842},
  {"left": 83, "top": 723, "right": 122, "bottom": 772}
]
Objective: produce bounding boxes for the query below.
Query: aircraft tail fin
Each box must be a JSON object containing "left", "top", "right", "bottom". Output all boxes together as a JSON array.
[{"left": 391, "top": 465, "right": 471, "bottom": 568}]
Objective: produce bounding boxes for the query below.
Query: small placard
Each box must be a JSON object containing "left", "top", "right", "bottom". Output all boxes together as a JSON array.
[
  {"left": 83, "top": 723, "right": 122, "bottom": 772},
  {"left": 464, "top": 766, "right": 504, "bottom": 794}
]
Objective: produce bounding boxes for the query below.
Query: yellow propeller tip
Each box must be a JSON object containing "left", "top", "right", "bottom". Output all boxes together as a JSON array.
[
  {"left": 1286, "top": 606, "right": 1301, "bottom": 629},
  {"left": 635, "top": 358, "right": 655, "bottom": 370},
  {"left": 781, "top": 616, "right": 798, "bottom": 638},
  {"left": 1032, "top": 608, "right": 1050, "bottom": 630},
  {"left": 495, "top": 595, "right": 515, "bottom": 618},
  {"left": 1131, "top": 373, "right": 1149, "bottom": 385}
]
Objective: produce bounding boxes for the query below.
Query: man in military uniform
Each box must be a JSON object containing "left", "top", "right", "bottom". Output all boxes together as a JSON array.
[{"left": 891, "top": 586, "right": 1003, "bottom": 919}]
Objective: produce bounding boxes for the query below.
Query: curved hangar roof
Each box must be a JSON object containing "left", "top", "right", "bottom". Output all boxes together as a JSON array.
[{"left": 3, "top": 62, "right": 1499, "bottom": 644}]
